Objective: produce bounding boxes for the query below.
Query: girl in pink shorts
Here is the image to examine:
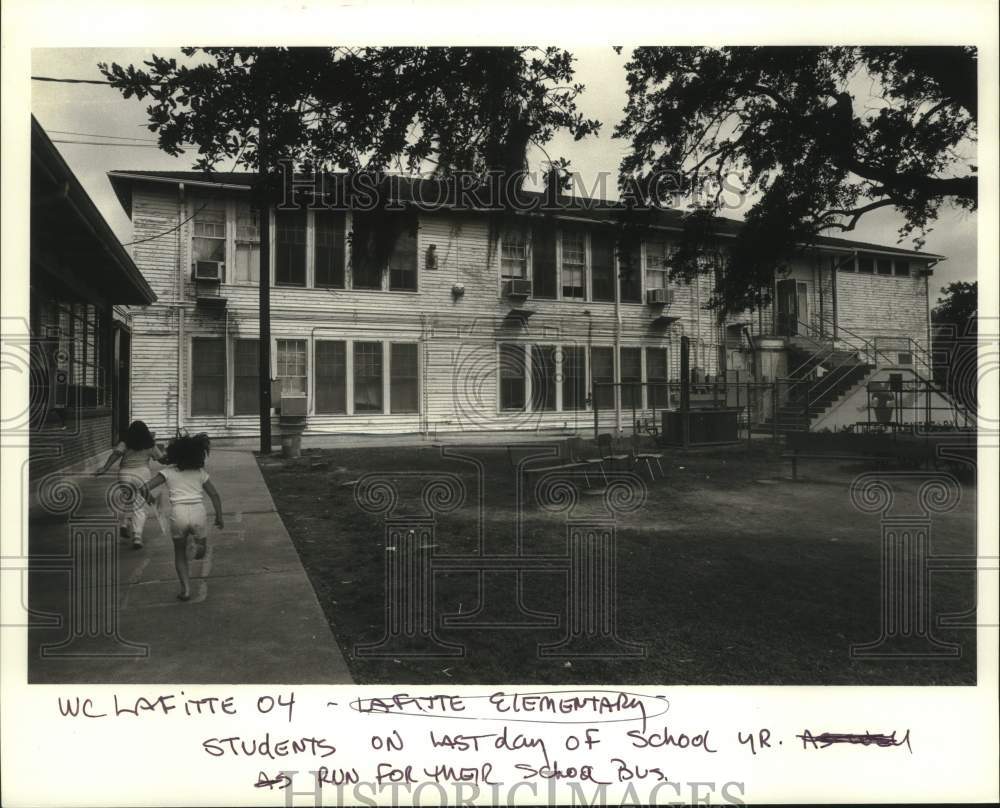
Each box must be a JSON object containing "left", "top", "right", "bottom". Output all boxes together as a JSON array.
[{"left": 143, "top": 434, "right": 223, "bottom": 601}]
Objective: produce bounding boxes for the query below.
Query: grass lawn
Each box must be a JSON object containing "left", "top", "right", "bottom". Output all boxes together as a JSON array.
[{"left": 257, "top": 439, "right": 977, "bottom": 685}]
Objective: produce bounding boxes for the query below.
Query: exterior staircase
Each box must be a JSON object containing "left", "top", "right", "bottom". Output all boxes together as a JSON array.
[{"left": 759, "top": 335, "right": 875, "bottom": 433}]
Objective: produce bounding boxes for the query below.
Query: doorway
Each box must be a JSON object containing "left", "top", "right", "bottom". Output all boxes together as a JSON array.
[{"left": 776, "top": 279, "right": 810, "bottom": 337}]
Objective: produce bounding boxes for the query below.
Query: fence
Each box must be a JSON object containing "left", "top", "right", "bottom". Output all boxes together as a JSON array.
[{"left": 591, "top": 380, "right": 779, "bottom": 443}]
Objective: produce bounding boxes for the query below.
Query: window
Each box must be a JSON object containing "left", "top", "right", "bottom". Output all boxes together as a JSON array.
[
  {"left": 191, "top": 337, "right": 225, "bottom": 415},
  {"left": 350, "top": 212, "right": 384, "bottom": 290},
  {"left": 836, "top": 255, "right": 856, "bottom": 272},
  {"left": 499, "top": 344, "right": 526, "bottom": 411},
  {"left": 501, "top": 229, "right": 529, "bottom": 279},
  {"left": 894, "top": 260, "right": 911, "bottom": 277},
  {"left": 620, "top": 347, "right": 642, "bottom": 409},
  {"left": 233, "top": 206, "right": 260, "bottom": 283},
  {"left": 315, "top": 211, "right": 346, "bottom": 289},
  {"left": 389, "top": 223, "right": 418, "bottom": 291},
  {"left": 531, "top": 345, "right": 557, "bottom": 411},
  {"left": 315, "top": 340, "right": 346, "bottom": 414},
  {"left": 353, "top": 341, "right": 383, "bottom": 412},
  {"left": 46, "top": 301, "right": 107, "bottom": 408},
  {"left": 645, "top": 240, "right": 672, "bottom": 292},
  {"left": 562, "top": 346, "right": 587, "bottom": 410},
  {"left": 591, "top": 347, "right": 615, "bottom": 411},
  {"left": 876, "top": 258, "right": 893, "bottom": 276},
  {"left": 619, "top": 239, "right": 642, "bottom": 303},
  {"left": 858, "top": 255, "right": 875, "bottom": 274},
  {"left": 646, "top": 348, "right": 669, "bottom": 409},
  {"left": 275, "top": 210, "right": 307, "bottom": 286},
  {"left": 192, "top": 201, "right": 226, "bottom": 274},
  {"left": 276, "top": 339, "right": 307, "bottom": 396},
  {"left": 561, "top": 229, "right": 586, "bottom": 299},
  {"left": 531, "top": 224, "right": 557, "bottom": 299},
  {"left": 233, "top": 339, "right": 259, "bottom": 415},
  {"left": 348, "top": 211, "right": 418, "bottom": 291},
  {"left": 390, "top": 343, "right": 419, "bottom": 413},
  {"left": 591, "top": 231, "right": 616, "bottom": 302}
]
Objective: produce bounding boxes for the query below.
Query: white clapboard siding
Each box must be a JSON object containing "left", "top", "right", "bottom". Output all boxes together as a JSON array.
[{"left": 122, "top": 184, "right": 934, "bottom": 438}]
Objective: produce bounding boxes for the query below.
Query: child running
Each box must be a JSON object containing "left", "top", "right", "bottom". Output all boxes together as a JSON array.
[
  {"left": 142, "top": 434, "right": 224, "bottom": 602},
  {"left": 96, "top": 420, "right": 165, "bottom": 549}
]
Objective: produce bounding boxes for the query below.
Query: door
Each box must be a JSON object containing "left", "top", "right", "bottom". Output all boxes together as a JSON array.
[
  {"left": 795, "top": 281, "right": 810, "bottom": 334},
  {"left": 776, "top": 279, "right": 809, "bottom": 336},
  {"left": 776, "top": 279, "right": 798, "bottom": 336}
]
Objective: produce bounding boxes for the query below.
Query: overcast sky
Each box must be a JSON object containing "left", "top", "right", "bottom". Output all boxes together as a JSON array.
[{"left": 31, "top": 46, "right": 977, "bottom": 299}]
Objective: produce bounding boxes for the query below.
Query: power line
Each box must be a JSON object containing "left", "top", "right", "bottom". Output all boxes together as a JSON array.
[
  {"left": 120, "top": 202, "right": 210, "bottom": 247},
  {"left": 49, "top": 129, "right": 158, "bottom": 143},
  {"left": 50, "top": 139, "right": 161, "bottom": 149},
  {"left": 118, "top": 140, "right": 251, "bottom": 248},
  {"left": 32, "top": 75, "right": 111, "bottom": 85}
]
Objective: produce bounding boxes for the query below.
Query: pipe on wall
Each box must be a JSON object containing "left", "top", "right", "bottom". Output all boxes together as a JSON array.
[{"left": 176, "top": 183, "right": 186, "bottom": 434}]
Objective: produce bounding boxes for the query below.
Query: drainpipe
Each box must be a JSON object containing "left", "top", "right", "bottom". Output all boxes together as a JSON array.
[
  {"left": 176, "top": 183, "right": 186, "bottom": 433},
  {"left": 224, "top": 307, "right": 230, "bottom": 431},
  {"left": 420, "top": 313, "right": 429, "bottom": 436},
  {"left": 614, "top": 251, "right": 622, "bottom": 434}
]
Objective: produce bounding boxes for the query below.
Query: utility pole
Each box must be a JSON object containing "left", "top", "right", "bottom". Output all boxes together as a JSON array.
[{"left": 256, "top": 56, "right": 273, "bottom": 455}]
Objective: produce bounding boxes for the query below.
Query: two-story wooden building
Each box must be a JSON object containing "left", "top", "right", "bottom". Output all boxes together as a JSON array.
[{"left": 107, "top": 170, "right": 953, "bottom": 440}]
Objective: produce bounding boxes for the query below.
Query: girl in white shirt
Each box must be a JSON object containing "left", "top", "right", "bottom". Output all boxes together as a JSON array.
[
  {"left": 96, "top": 420, "right": 165, "bottom": 549},
  {"left": 143, "top": 434, "right": 224, "bottom": 602}
]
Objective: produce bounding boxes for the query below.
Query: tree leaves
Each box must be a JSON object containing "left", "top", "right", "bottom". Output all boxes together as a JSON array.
[
  {"left": 615, "top": 46, "right": 977, "bottom": 318},
  {"left": 97, "top": 47, "right": 600, "bottom": 188}
]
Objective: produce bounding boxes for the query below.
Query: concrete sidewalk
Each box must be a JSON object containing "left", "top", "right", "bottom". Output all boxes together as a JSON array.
[{"left": 28, "top": 449, "right": 352, "bottom": 683}]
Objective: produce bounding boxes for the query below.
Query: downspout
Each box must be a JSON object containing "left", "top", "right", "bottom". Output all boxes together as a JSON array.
[
  {"left": 420, "top": 313, "right": 429, "bottom": 436},
  {"left": 832, "top": 254, "right": 839, "bottom": 342},
  {"left": 614, "top": 251, "right": 622, "bottom": 434},
  {"left": 177, "top": 183, "right": 186, "bottom": 433},
  {"left": 224, "top": 306, "right": 230, "bottom": 431}
]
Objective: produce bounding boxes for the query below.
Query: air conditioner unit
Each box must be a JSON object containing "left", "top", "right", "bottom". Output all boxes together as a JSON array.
[
  {"left": 646, "top": 288, "right": 674, "bottom": 305},
  {"left": 503, "top": 279, "right": 532, "bottom": 299},
  {"left": 192, "top": 260, "right": 224, "bottom": 282},
  {"left": 279, "top": 394, "right": 308, "bottom": 418}
]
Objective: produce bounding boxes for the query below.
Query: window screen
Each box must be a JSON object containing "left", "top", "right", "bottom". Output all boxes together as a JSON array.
[
  {"left": 315, "top": 340, "right": 346, "bottom": 413},
  {"left": 531, "top": 345, "right": 557, "bottom": 411},
  {"left": 353, "top": 341, "right": 383, "bottom": 412},
  {"left": 499, "top": 344, "right": 526, "bottom": 411},
  {"left": 233, "top": 339, "right": 259, "bottom": 415},
  {"left": 315, "top": 211, "right": 346, "bottom": 288},
  {"left": 275, "top": 210, "right": 307, "bottom": 286},
  {"left": 562, "top": 345, "right": 587, "bottom": 410},
  {"left": 390, "top": 343, "right": 419, "bottom": 413},
  {"left": 191, "top": 337, "right": 225, "bottom": 415},
  {"left": 591, "top": 347, "right": 614, "bottom": 410}
]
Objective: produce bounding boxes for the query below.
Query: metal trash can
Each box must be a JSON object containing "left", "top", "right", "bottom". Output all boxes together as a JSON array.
[{"left": 281, "top": 433, "right": 302, "bottom": 458}]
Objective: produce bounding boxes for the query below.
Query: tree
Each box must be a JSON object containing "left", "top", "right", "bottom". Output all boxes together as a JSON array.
[
  {"left": 615, "top": 46, "right": 978, "bottom": 318},
  {"left": 931, "top": 281, "right": 978, "bottom": 414},
  {"left": 98, "top": 47, "right": 600, "bottom": 450},
  {"left": 98, "top": 47, "right": 599, "bottom": 182}
]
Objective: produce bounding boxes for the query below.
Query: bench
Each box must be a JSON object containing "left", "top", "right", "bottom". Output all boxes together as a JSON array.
[{"left": 782, "top": 449, "right": 897, "bottom": 481}]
